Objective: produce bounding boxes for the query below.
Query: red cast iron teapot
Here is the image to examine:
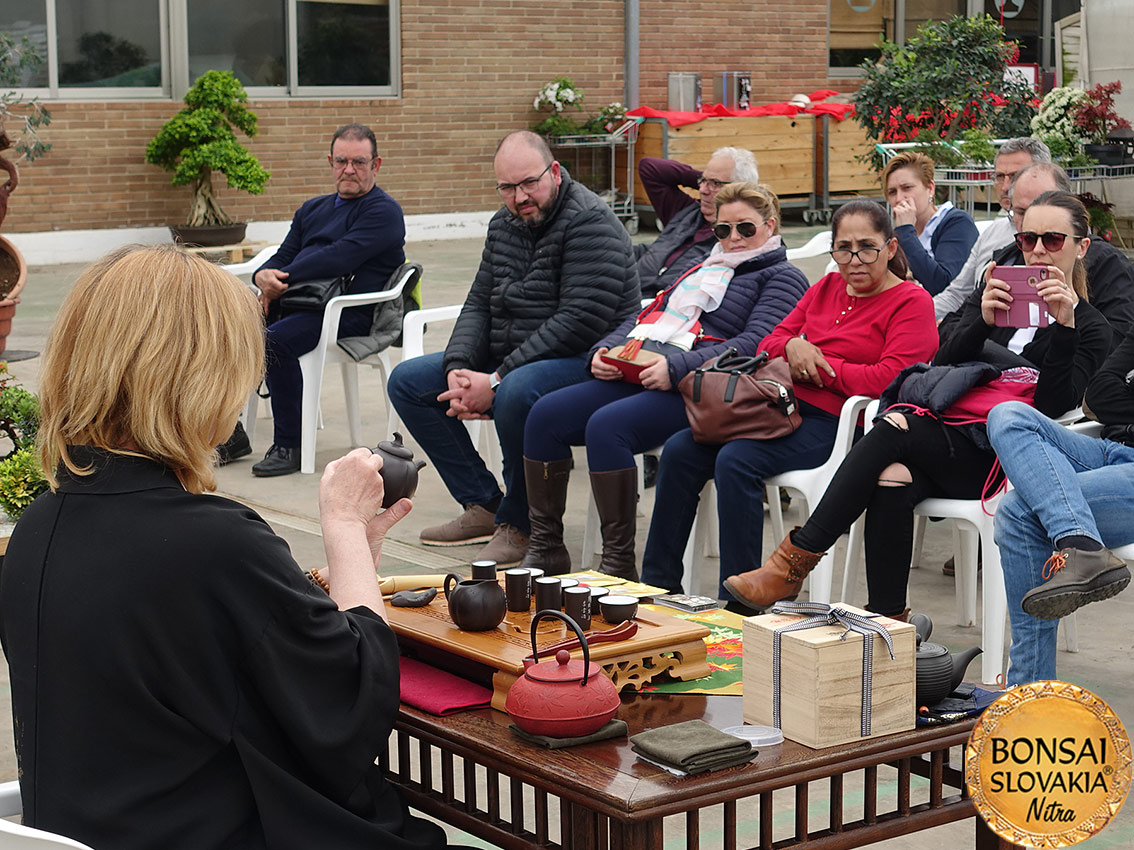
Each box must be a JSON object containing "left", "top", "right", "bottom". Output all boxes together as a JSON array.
[{"left": 505, "top": 610, "right": 620, "bottom": 737}]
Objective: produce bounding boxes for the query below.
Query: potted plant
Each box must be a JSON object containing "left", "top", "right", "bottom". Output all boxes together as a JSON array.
[
  {"left": 0, "top": 365, "right": 45, "bottom": 552},
  {"left": 853, "top": 15, "right": 1038, "bottom": 172},
  {"left": 145, "top": 70, "right": 270, "bottom": 247},
  {"left": 531, "top": 77, "right": 586, "bottom": 138},
  {"left": 1032, "top": 82, "right": 1132, "bottom": 168},
  {"left": 1075, "top": 82, "right": 1131, "bottom": 166},
  {"left": 0, "top": 32, "right": 51, "bottom": 355}
]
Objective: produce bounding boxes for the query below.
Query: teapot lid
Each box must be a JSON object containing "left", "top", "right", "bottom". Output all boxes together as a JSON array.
[
  {"left": 525, "top": 649, "right": 600, "bottom": 684},
  {"left": 376, "top": 431, "right": 414, "bottom": 460},
  {"left": 917, "top": 640, "right": 950, "bottom": 660}
]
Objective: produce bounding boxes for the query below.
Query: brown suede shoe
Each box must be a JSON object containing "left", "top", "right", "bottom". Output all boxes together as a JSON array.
[
  {"left": 420, "top": 504, "right": 496, "bottom": 547},
  {"left": 724, "top": 529, "right": 825, "bottom": 609},
  {"left": 475, "top": 524, "right": 530, "bottom": 568}
]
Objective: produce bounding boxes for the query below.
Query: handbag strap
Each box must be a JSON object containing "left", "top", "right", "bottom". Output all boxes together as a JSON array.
[{"left": 711, "top": 349, "right": 770, "bottom": 374}]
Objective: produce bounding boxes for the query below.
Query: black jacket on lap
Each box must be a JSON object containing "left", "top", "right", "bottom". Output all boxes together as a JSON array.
[
  {"left": 936, "top": 295, "right": 1112, "bottom": 419},
  {"left": 443, "top": 171, "right": 640, "bottom": 379}
]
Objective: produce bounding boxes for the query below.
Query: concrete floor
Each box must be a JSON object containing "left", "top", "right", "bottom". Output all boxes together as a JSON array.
[{"left": 0, "top": 219, "right": 1131, "bottom": 848}]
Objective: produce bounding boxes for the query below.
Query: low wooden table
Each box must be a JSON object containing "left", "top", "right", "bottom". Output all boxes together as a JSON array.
[{"left": 386, "top": 693, "right": 1016, "bottom": 850}]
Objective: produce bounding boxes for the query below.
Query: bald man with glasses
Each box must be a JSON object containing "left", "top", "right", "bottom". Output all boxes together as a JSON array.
[{"left": 388, "top": 130, "right": 641, "bottom": 566}]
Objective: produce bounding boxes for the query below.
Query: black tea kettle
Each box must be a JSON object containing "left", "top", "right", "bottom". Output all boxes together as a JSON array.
[{"left": 910, "top": 613, "right": 982, "bottom": 707}]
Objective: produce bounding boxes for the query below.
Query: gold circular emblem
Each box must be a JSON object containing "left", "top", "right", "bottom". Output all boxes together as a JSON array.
[{"left": 966, "top": 681, "right": 1132, "bottom": 847}]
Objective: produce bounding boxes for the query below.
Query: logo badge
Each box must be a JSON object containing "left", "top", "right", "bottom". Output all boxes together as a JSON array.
[{"left": 967, "top": 682, "right": 1132, "bottom": 846}]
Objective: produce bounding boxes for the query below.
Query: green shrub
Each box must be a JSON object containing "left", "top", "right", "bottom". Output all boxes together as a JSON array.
[{"left": 0, "top": 447, "right": 45, "bottom": 520}]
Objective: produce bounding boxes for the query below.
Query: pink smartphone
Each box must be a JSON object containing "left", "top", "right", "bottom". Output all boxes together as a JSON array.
[{"left": 993, "top": 266, "right": 1051, "bottom": 328}]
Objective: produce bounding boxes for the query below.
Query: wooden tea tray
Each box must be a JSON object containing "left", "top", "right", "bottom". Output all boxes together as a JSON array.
[{"left": 385, "top": 587, "right": 711, "bottom": 711}]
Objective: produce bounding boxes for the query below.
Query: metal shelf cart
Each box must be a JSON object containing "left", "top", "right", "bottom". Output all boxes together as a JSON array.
[{"left": 549, "top": 120, "right": 640, "bottom": 234}]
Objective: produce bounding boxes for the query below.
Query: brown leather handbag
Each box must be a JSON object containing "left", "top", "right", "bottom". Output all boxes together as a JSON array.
[{"left": 678, "top": 348, "right": 802, "bottom": 444}]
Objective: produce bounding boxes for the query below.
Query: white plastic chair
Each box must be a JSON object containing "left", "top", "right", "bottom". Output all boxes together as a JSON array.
[
  {"left": 676, "top": 395, "right": 873, "bottom": 601},
  {"left": 395, "top": 304, "right": 502, "bottom": 480},
  {"left": 218, "top": 245, "right": 280, "bottom": 278},
  {"left": 758, "top": 395, "right": 874, "bottom": 603},
  {"left": 785, "top": 230, "right": 832, "bottom": 261},
  {"left": 243, "top": 262, "right": 422, "bottom": 474},
  {"left": 0, "top": 781, "right": 96, "bottom": 849}
]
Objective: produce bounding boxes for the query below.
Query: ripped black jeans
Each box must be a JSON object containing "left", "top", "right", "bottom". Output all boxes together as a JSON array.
[{"left": 792, "top": 412, "right": 997, "bottom": 616}]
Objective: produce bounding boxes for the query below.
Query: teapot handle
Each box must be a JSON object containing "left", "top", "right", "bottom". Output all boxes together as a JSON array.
[
  {"left": 530, "top": 609, "right": 590, "bottom": 687},
  {"left": 443, "top": 573, "right": 462, "bottom": 600}
]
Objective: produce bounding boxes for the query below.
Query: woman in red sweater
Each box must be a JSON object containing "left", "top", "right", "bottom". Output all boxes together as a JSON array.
[{"left": 640, "top": 200, "right": 939, "bottom": 601}]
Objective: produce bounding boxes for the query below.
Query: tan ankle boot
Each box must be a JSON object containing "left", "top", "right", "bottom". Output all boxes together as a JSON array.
[{"left": 724, "top": 528, "right": 825, "bottom": 608}]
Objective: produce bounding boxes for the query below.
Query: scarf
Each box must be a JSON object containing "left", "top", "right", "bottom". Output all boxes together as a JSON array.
[{"left": 629, "top": 235, "right": 783, "bottom": 346}]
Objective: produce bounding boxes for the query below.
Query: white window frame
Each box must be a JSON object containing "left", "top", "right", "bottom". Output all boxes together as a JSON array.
[{"left": 7, "top": 0, "right": 400, "bottom": 100}]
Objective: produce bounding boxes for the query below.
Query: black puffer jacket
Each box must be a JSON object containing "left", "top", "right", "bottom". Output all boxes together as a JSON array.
[{"left": 443, "top": 172, "right": 641, "bottom": 378}]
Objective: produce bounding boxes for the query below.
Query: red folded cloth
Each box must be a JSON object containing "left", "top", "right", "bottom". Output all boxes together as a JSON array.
[{"left": 399, "top": 657, "right": 494, "bottom": 716}]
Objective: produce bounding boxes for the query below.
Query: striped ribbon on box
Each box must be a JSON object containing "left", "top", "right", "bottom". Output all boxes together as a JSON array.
[{"left": 770, "top": 602, "right": 896, "bottom": 738}]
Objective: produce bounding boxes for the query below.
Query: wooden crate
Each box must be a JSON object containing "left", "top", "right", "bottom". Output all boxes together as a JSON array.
[
  {"left": 822, "top": 117, "right": 880, "bottom": 197},
  {"left": 634, "top": 116, "right": 816, "bottom": 206},
  {"left": 742, "top": 604, "right": 915, "bottom": 749}
]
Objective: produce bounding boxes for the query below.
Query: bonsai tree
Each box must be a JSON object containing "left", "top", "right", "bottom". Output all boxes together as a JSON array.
[
  {"left": 0, "top": 364, "right": 44, "bottom": 522},
  {"left": 0, "top": 32, "right": 52, "bottom": 231},
  {"left": 853, "top": 15, "right": 1039, "bottom": 171},
  {"left": 145, "top": 70, "right": 270, "bottom": 227}
]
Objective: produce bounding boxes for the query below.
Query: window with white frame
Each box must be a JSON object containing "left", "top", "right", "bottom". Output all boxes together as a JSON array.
[{"left": 2, "top": 0, "right": 398, "bottom": 98}]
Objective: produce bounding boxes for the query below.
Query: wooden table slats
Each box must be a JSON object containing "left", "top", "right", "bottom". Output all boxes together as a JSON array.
[{"left": 386, "top": 696, "right": 987, "bottom": 849}]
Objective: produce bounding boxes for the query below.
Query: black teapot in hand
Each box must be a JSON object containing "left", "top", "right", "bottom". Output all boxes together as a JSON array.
[
  {"left": 372, "top": 432, "right": 426, "bottom": 508},
  {"left": 910, "top": 613, "right": 982, "bottom": 707}
]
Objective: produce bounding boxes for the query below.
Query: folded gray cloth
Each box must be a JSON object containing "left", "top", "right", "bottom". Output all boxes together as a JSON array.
[
  {"left": 509, "top": 719, "right": 628, "bottom": 749},
  {"left": 630, "top": 719, "right": 754, "bottom": 774}
]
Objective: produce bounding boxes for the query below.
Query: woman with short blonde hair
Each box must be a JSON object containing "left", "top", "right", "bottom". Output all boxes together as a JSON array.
[
  {"left": 38, "top": 245, "right": 264, "bottom": 494},
  {"left": 882, "top": 150, "right": 978, "bottom": 295},
  {"left": 3, "top": 246, "right": 451, "bottom": 850}
]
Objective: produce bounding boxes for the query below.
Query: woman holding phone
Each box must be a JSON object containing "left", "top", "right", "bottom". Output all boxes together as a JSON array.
[{"left": 724, "top": 191, "right": 1113, "bottom": 617}]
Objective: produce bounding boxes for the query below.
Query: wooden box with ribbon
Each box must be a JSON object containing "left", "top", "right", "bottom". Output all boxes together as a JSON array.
[{"left": 741, "top": 602, "right": 915, "bottom": 748}]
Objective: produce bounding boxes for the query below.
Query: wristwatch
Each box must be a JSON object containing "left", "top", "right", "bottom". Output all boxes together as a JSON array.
[{"left": 489, "top": 372, "right": 502, "bottom": 392}]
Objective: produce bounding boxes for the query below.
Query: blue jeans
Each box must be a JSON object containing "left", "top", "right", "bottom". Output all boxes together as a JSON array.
[
  {"left": 387, "top": 352, "right": 590, "bottom": 532},
  {"left": 524, "top": 380, "right": 690, "bottom": 472},
  {"left": 640, "top": 405, "right": 840, "bottom": 598},
  {"left": 988, "top": 401, "right": 1134, "bottom": 685},
  {"left": 264, "top": 305, "right": 373, "bottom": 447}
]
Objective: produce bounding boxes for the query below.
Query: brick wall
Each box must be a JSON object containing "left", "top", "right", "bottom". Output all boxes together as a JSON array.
[
  {"left": 3, "top": 0, "right": 846, "bottom": 233},
  {"left": 638, "top": 0, "right": 832, "bottom": 107}
]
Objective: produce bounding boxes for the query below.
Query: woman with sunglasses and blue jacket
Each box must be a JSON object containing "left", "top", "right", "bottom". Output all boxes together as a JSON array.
[
  {"left": 724, "top": 191, "right": 1113, "bottom": 619},
  {"left": 519, "top": 182, "right": 807, "bottom": 581}
]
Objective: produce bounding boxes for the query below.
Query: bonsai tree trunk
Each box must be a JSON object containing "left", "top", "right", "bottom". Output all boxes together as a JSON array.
[
  {"left": 187, "top": 167, "right": 232, "bottom": 227},
  {"left": 0, "top": 129, "right": 18, "bottom": 232}
]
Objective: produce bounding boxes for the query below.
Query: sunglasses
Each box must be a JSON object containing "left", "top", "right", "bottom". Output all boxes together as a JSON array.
[
  {"left": 1014, "top": 231, "right": 1079, "bottom": 252},
  {"left": 712, "top": 221, "right": 763, "bottom": 240}
]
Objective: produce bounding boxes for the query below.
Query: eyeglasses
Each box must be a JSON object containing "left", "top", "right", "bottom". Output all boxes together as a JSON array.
[
  {"left": 829, "top": 246, "right": 883, "bottom": 264},
  {"left": 496, "top": 163, "right": 552, "bottom": 197},
  {"left": 698, "top": 176, "right": 729, "bottom": 192},
  {"left": 712, "top": 221, "right": 763, "bottom": 240},
  {"left": 332, "top": 156, "right": 375, "bottom": 171},
  {"left": 1014, "top": 231, "right": 1079, "bottom": 252}
]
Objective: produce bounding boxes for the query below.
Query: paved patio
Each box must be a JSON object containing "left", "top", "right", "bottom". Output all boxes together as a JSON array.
[{"left": 0, "top": 220, "right": 1130, "bottom": 848}]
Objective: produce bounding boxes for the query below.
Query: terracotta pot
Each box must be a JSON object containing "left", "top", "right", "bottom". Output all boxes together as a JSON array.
[
  {"left": 0, "top": 236, "right": 27, "bottom": 357},
  {"left": 168, "top": 222, "right": 248, "bottom": 247}
]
